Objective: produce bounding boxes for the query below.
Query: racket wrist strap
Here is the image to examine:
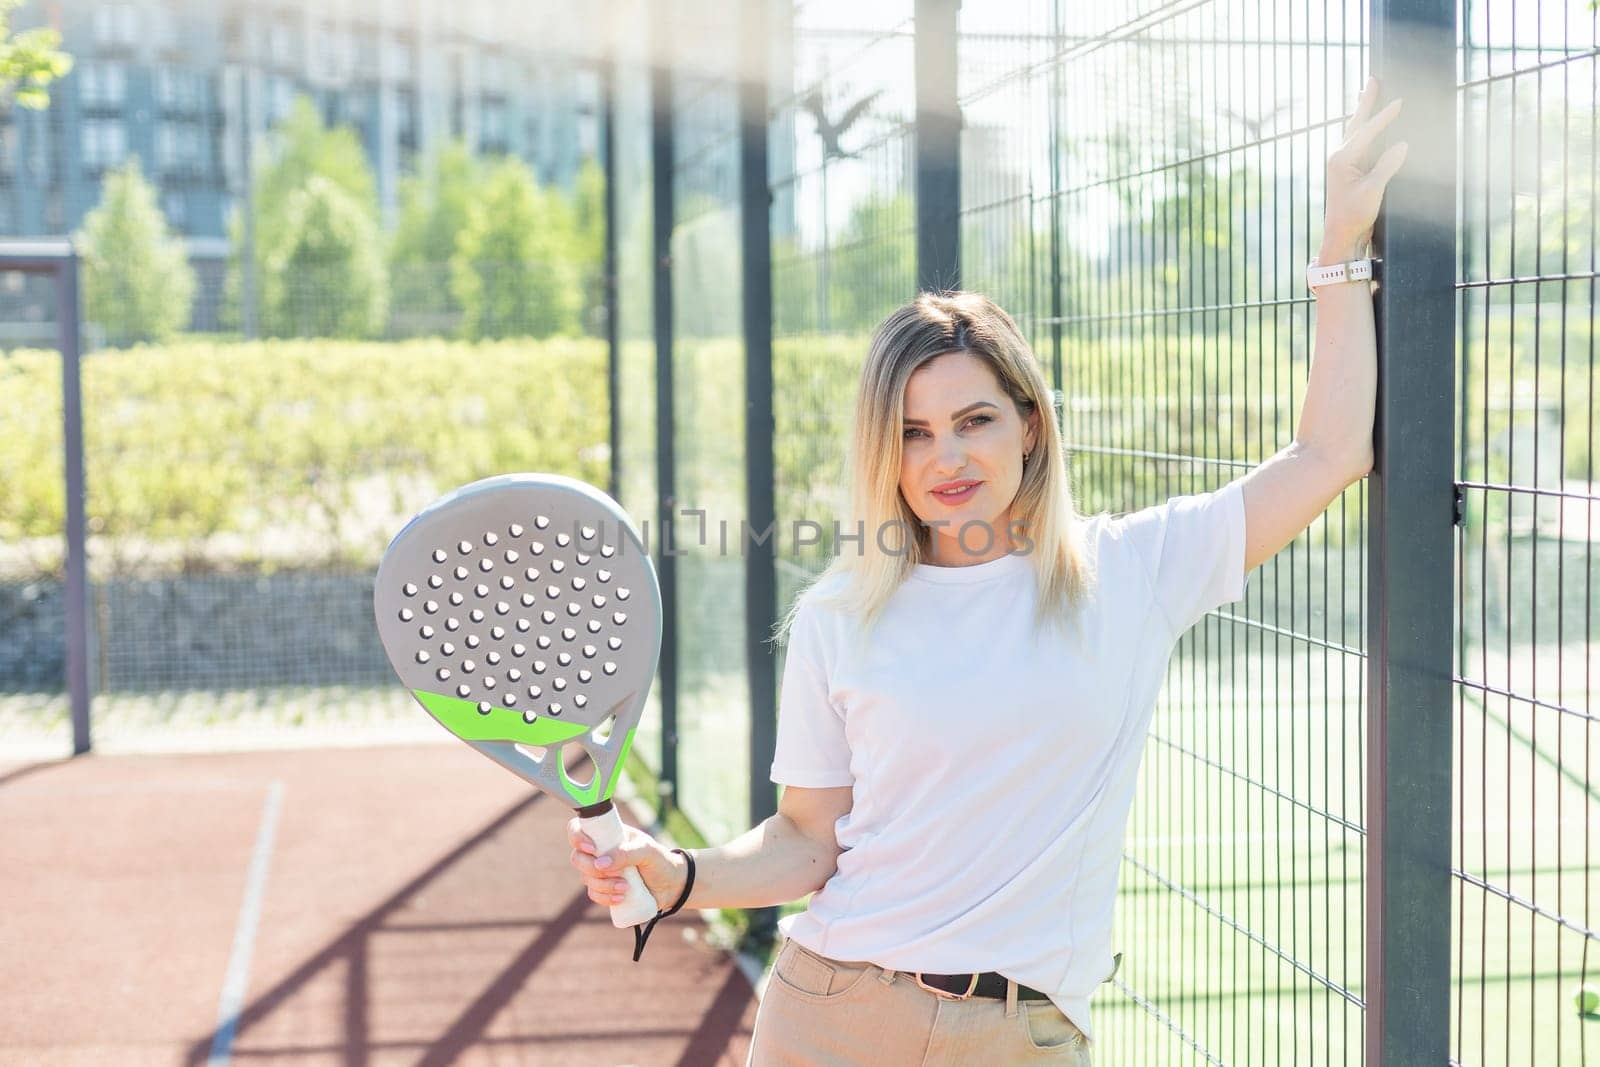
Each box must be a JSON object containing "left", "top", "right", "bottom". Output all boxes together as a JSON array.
[{"left": 632, "top": 848, "right": 696, "bottom": 962}]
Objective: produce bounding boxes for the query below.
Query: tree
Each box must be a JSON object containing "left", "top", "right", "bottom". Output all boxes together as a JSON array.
[
  {"left": 264, "top": 176, "right": 388, "bottom": 338},
  {"left": 389, "top": 141, "right": 482, "bottom": 330},
  {"left": 570, "top": 155, "right": 606, "bottom": 334},
  {"left": 827, "top": 191, "right": 914, "bottom": 332},
  {"left": 77, "top": 158, "right": 196, "bottom": 346},
  {"left": 229, "top": 95, "right": 381, "bottom": 335},
  {"left": 450, "top": 158, "right": 580, "bottom": 339},
  {"left": 671, "top": 191, "right": 740, "bottom": 339},
  {"left": 0, "top": 0, "right": 70, "bottom": 109}
]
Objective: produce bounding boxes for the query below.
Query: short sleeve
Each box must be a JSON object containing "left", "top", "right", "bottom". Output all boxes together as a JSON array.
[
  {"left": 769, "top": 598, "right": 854, "bottom": 788},
  {"left": 1110, "top": 479, "right": 1251, "bottom": 636}
]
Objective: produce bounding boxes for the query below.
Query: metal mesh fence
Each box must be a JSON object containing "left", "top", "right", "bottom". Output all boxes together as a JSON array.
[
  {"left": 612, "top": 0, "right": 665, "bottom": 797},
  {"left": 8, "top": 0, "right": 1599, "bottom": 1056},
  {"left": 1454, "top": 3, "right": 1600, "bottom": 1064},
  {"left": 665, "top": 0, "right": 752, "bottom": 846},
  {"left": 956, "top": 3, "right": 1369, "bottom": 1061},
  {"left": 2, "top": 157, "right": 613, "bottom": 758},
  {"left": 0, "top": 267, "right": 70, "bottom": 750},
  {"left": 0, "top": 0, "right": 614, "bottom": 754},
  {"left": 769, "top": 0, "right": 917, "bottom": 644},
  {"left": 0, "top": 323, "right": 612, "bottom": 754}
]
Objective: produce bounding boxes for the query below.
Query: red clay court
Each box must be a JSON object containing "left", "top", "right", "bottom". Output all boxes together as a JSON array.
[{"left": 0, "top": 743, "right": 758, "bottom": 1066}]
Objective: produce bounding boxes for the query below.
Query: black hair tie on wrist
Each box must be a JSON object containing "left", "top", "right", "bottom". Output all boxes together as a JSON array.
[{"left": 632, "top": 847, "right": 696, "bottom": 962}]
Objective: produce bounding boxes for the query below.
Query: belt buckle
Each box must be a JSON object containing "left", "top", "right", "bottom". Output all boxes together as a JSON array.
[{"left": 913, "top": 971, "right": 980, "bottom": 1000}]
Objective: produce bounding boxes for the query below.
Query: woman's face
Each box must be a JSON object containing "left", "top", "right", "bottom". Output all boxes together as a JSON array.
[{"left": 898, "top": 350, "right": 1039, "bottom": 566}]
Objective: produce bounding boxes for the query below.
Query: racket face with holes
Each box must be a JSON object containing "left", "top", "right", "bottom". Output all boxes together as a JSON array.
[{"left": 373, "top": 473, "right": 661, "bottom": 809}]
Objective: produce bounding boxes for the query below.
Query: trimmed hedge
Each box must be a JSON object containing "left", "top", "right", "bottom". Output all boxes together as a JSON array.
[{"left": 1, "top": 338, "right": 609, "bottom": 573}]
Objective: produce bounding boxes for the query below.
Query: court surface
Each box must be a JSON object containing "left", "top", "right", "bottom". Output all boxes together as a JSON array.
[{"left": 0, "top": 743, "right": 757, "bottom": 1066}]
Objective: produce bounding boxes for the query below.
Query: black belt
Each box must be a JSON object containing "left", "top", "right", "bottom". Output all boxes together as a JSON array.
[{"left": 911, "top": 970, "right": 1052, "bottom": 1001}]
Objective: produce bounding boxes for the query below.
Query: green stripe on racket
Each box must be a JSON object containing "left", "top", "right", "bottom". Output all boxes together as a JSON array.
[{"left": 374, "top": 473, "right": 662, "bottom": 931}]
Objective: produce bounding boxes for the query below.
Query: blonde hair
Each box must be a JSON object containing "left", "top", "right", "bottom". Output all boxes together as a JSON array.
[{"left": 776, "top": 290, "right": 1098, "bottom": 648}]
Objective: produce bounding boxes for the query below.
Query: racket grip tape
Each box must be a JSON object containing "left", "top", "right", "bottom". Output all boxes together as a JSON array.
[{"left": 579, "top": 805, "right": 659, "bottom": 928}]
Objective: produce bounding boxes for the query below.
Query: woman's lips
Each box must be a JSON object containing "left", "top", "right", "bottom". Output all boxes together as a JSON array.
[{"left": 932, "top": 482, "right": 980, "bottom": 504}]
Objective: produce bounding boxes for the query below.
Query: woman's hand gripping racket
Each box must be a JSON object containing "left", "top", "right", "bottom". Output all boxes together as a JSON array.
[{"left": 373, "top": 473, "right": 664, "bottom": 942}]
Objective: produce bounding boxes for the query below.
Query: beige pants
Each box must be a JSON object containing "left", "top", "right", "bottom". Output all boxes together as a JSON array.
[{"left": 747, "top": 937, "right": 1093, "bottom": 1066}]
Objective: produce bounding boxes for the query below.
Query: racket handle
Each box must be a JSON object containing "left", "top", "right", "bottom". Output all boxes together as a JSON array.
[{"left": 579, "top": 804, "right": 660, "bottom": 928}]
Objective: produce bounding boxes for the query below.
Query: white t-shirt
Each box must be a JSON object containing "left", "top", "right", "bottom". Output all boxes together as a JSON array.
[{"left": 769, "top": 480, "right": 1251, "bottom": 1046}]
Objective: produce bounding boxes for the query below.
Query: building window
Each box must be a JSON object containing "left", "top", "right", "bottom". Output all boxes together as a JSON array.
[
  {"left": 162, "top": 190, "right": 186, "bottom": 227},
  {"left": 394, "top": 88, "right": 417, "bottom": 145},
  {"left": 80, "top": 62, "right": 128, "bottom": 108},
  {"left": 387, "top": 35, "right": 414, "bottom": 80},
  {"left": 481, "top": 52, "right": 505, "bottom": 95},
  {"left": 155, "top": 66, "right": 205, "bottom": 111},
  {"left": 316, "top": 22, "right": 339, "bottom": 80},
  {"left": 157, "top": 122, "right": 206, "bottom": 175},
  {"left": 150, "top": 7, "right": 179, "bottom": 54},
  {"left": 93, "top": 4, "right": 139, "bottom": 47},
  {"left": 355, "top": 28, "right": 379, "bottom": 75},
  {"left": 268, "top": 76, "right": 295, "bottom": 123},
  {"left": 482, "top": 99, "right": 507, "bottom": 143},
  {"left": 82, "top": 120, "right": 128, "bottom": 169},
  {"left": 269, "top": 21, "right": 295, "bottom": 67}
]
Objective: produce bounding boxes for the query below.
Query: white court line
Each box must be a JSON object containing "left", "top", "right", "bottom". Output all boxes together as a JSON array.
[{"left": 206, "top": 779, "right": 285, "bottom": 1067}]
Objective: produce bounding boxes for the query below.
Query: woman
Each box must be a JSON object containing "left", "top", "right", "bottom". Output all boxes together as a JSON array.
[{"left": 568, "top": 77, "right": 1408, "bottom": 1064}]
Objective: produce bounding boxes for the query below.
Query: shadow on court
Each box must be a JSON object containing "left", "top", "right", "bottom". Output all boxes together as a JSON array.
[{"left": 0, "top": 743, "right": 755, "bottom": 1066}]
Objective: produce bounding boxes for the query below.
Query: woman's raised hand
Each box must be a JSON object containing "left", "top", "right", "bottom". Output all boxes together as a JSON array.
[{"left": 1323, "top": 75, "right": 1410, "bottom": 256}]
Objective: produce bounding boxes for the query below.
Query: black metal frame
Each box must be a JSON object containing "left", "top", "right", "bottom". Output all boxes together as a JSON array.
[
  {"left": 601, "top": 37, "right": 621, "bottom": 506},
  {"left": 1, "top": 241, "right": 90, "bottom": 755},
  {"left": 1366, "top": 1, "right": 1458, "bottom": 1062},
  {"left": 739, "top": 0, "right": 778, "bottom": 945},
  {"left": 915, "top": 0, "right": 961, "bottom": 292},
  {"left": 604, "top": 6, "right": 1473, "bottom": 1058},
  {"left": 649, "top": 1, "right": 680, "bottom": 811}
]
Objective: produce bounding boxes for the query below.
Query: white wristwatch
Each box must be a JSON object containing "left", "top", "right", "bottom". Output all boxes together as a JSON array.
[{"left": 1306, "top": 257, "right": 1378, "bottom": 292}]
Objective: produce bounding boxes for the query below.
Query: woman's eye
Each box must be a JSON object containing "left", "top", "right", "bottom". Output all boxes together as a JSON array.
[{"left": 904, "top": 416, "right": 991, "bottom": 440}]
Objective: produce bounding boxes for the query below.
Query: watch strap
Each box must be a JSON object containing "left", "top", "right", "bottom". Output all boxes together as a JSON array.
[{"left": 1306, "top": 257, "right": 1377, "bottom": 291}]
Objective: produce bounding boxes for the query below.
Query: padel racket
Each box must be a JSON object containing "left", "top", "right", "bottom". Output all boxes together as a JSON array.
[{"left": 373, "top": 473, "right": 663, "bottom": 937}]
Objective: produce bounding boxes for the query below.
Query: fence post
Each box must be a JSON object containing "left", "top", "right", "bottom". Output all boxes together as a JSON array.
[
  {"left": 59, "top": 251, "right": 91, "bottom": 756},
  {"left": 602, "top": 24, "right": 621, "bottom": 506},
  {"left": 915, "top": 0, "right": 960, "bottom": 292},
  {"left": 1365, "top": 2, "right": 1458, "bottom": 1063},
  {"left": 739, "top": 0, "right": 778, "bottom": 946},
  {"left": 650, "top": 0, "right": 681, "bottom": 814}
]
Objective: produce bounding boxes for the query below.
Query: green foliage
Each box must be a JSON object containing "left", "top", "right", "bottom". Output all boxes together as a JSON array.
[
  {"left": 76, "top": 158, "right": 196, "bottom": 346},
  {"left": 672, "top": 194, "right": 740, "bottom": 339},
  {"left": 263, "top": 176, "right": 388, "bottom": 338},
  {"left": 827, "top": 192, "right": 915, "bottom": 331},
  {"left": 571, "top": 156, "right": 607, "bottom": 335},
  {"left": 0, "top": 338, "right": 608, "bottom": 575},
  {"left": 451, "top": 157, "right": 580, "bottom": 339},
  {"left": 771, "top": 332, "right": 867, "bottom": 565},
  {"left": 0, "top": 347, "right": 63, "bottom": 551},
  {"left": 772, "top": 235, "right": 820, "bottom": 335},
  {"left": 389, "top": 141, "right": 482, "bottom": 326},
  {"left": 0, "top": 0, "right": 70, "bottom": 109},
  {"left": 230, "top": 95, "right": 384, "bottom": 337},
  {"left": 771, "top": 192, "right": 914, "bottom": 335},
  {"left": 255, "top": 96, "right": 378, "bottom": 232}
]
